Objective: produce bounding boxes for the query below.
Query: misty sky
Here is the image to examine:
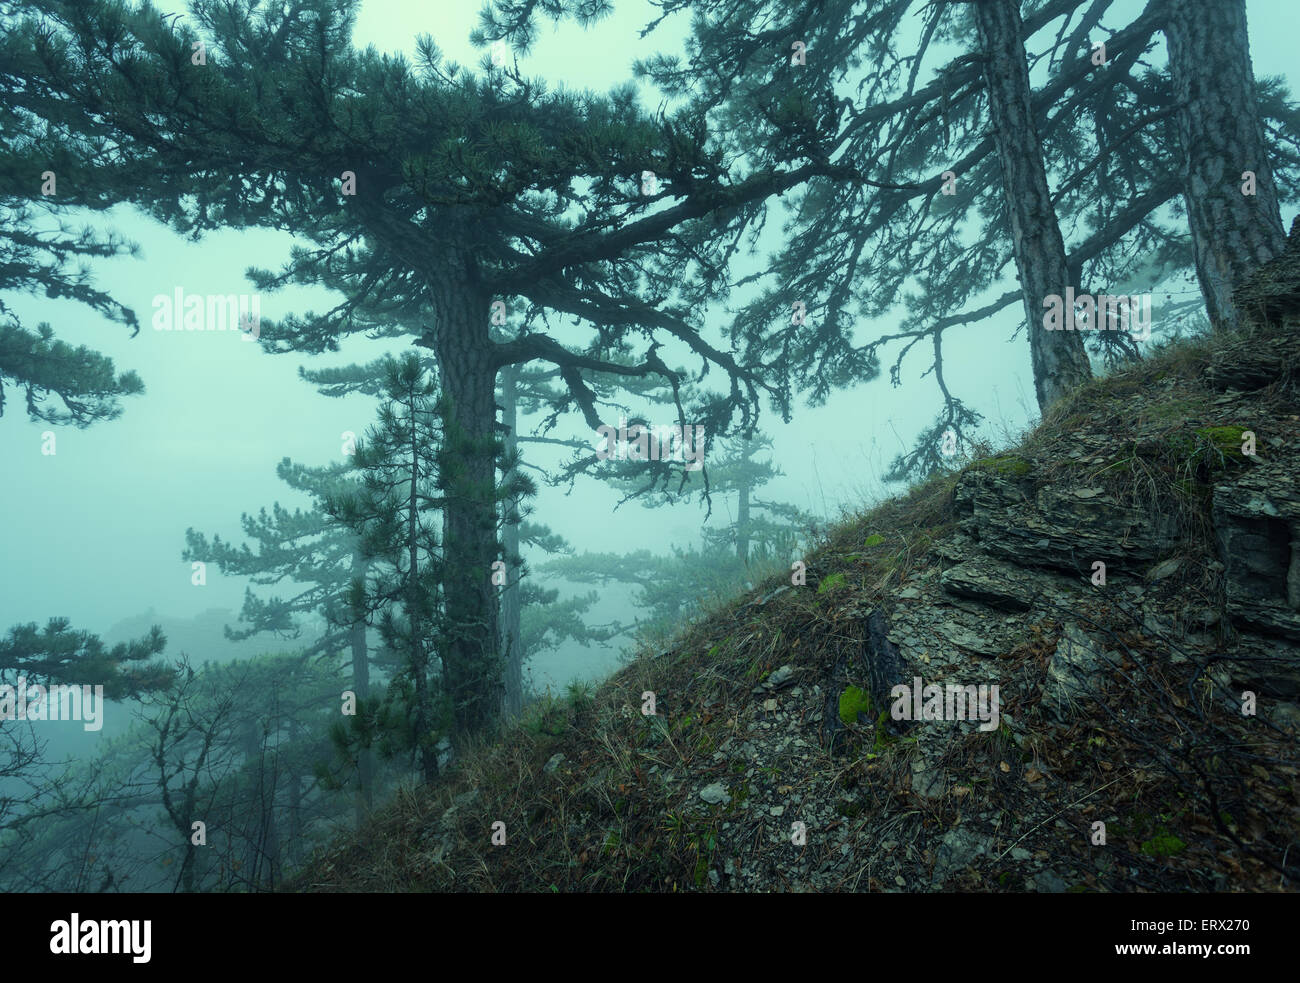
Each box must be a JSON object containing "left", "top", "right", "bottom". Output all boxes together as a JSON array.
[{"left": 3, "top": 0, "right": 1296, "bottom": 688}]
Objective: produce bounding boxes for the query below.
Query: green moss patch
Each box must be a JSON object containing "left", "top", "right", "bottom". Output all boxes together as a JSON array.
[
  {"left": 968, "top": 453, "right": 1032, "bottom": 477},
  {"left": 1194, "top": 425, "right": 1251, "bottom": 456},
  {"left": 818, "top": 572, "right": 847, "bottom": 594},
  {"left": 1139, "top": 832, "right": 1187, "bottom": 858},
  {"left": 838, "top": 685, "right": 873, "bottom": 726}
]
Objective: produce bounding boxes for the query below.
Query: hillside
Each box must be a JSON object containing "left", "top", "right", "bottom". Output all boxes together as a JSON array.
[{"left": 298, "top": 226, "right": 1300, "bottom": 893}]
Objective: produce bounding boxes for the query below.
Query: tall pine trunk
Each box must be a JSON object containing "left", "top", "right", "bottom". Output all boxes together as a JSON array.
[
  {"left": 498, "top": 363, "right": 524, "bottom": 719},
  {"left": 737, "top": 466, "right": 751, "bottom": 567},
  {"left": 349, "top": 550, "right": 373, "bottom": 822},
  {"left": 975, "top": 0, "right": 1092, "bottom": 412},
  {"left": 407, "top": 405, "right": 438, "bottom": 782},
  {"left": 430, "top": 274, "right": 501, "bottom": 736},
  {"left": 1165, "top": 0, "right": 1286, "bottom": 331}
]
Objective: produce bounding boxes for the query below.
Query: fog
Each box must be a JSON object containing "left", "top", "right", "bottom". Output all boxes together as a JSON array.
[{"left": 2, "top": 0, "right": 1296, "bottom": 893}]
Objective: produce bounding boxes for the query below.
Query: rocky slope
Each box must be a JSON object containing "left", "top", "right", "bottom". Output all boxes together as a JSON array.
[{"left": 300, "top": 224, "right": 1300, "bottom": 892}]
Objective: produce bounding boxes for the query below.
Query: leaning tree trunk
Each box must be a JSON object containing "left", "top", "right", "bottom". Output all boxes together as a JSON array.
[
  {"left": 498, "top": 363, "right": 524, "bottom": 719},
  {"left": 1165, "top": 0, "right": 1286, "bottom": 332},
  {"left": 430, "top": 272, "right": 501, "bottom": 736},
  {"left": 975, "top": 0, "right": 1092, "bottom": 413}
]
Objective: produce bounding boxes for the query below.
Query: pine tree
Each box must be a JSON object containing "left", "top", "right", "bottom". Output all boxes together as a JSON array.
[
  {"left": 0, "top": 37, "right": 148, "bottom": 426},
  {"left": 324, "top": 354, "right": 456, "bottom": 774},
  {"left": 573, "top": 0, "right": 1299, "bottom": 477},
  {"left": 2, "top": 0, "right": 902, "bottom": 733},
  {"left": 183, "top": 455, "right": 379, "bottom": 817},
  {"left": 545, "top": 433, "right": 813, "bottom": 642},
  {"left": 0, "top": 617, "right": 170, "bottom": 855}
]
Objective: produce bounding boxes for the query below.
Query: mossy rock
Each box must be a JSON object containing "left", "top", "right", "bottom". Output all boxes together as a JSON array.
[
  {"left": 1158, "top": 426, "right": 1252, "bottom": 472},
  {"left": 838, "top": 685, "right": 873, "bottom": 726},
  {"left": 1194, "top": 425, "right": 1252, "bottom": 457},
  {"left": 968, "top": 453, "right": 1032, "bottom": 477}
]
